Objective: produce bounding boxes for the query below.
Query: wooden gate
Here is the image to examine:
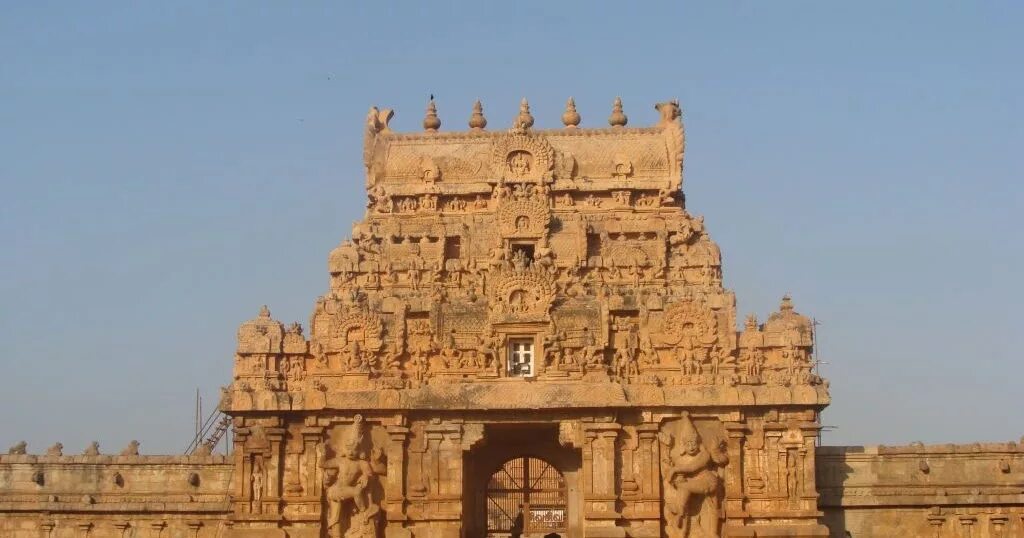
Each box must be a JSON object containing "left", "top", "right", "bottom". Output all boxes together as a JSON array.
[{"left": 486, "top": 456, "right": 567, "bottom": 536}]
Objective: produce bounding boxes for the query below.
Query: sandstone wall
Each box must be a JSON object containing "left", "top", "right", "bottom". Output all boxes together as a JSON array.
[
  {"left": 0, "top": 453, "right": 232, "bottom": 538},
  {"left": 817, "top": 443, "right": 1024, "bottom": 537}
]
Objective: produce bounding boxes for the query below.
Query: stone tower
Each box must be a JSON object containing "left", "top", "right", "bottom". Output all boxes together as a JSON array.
[{"left": 227, "top": 98, "right": 831, "bottom": 538}]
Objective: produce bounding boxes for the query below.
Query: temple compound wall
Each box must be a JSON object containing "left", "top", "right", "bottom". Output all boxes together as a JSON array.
[
  {"left": 1, "top": 98, "right": 1020, "bottom": 538},
  {"left": 817, "top": 443, "right": 1024, "bottom": 537},
  {"left": 0, "top": 449, "right": 232, "bottom": 537}
]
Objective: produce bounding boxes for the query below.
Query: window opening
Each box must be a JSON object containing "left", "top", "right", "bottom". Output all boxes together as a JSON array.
[{"left": 507, "top": 339, "right": 535, "bottom": 377}]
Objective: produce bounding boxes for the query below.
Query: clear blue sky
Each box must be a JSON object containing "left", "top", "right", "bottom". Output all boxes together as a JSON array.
[{"left": 1, "top": 2, "right": 1021, "bottom": 454}]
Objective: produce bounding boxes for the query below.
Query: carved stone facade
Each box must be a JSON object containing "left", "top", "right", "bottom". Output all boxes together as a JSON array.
[{"left": 1, "top": 98, "right": 1020, "bottom": 538}]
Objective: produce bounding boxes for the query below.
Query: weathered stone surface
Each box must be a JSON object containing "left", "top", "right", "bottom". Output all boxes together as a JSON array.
[{"left": 1, "top": 99, "right": 1019, "bottom": 538}]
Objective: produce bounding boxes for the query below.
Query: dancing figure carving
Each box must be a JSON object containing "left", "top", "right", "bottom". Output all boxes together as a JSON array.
[{"left": 660, "top": 415, "right": 729, "bottom": 538}]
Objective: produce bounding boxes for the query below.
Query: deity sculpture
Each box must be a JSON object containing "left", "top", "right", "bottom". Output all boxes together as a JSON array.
[
  {"left": 660, "top": 415, "right": 729, "bottom": 538},
  {"left": 319, "top": 415, "right": 383, "bottom": 538},
  {"left": 508, "top": 151, "right": 531, "bottom": 178}
]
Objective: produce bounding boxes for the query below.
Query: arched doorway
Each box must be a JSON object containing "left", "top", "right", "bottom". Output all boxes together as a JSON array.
[{"left": 485, "top": 456, "right": 568, "bottom": 537}]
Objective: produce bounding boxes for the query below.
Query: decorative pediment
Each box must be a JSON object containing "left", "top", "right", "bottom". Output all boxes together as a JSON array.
[
  {"left": 488, "top": 265, "right": 557, "bottom": 322},
  {"left": 491, "top": 132, "right": 554, "bottom": 182},
  {"left": 657, "top": 295, "right": 719, "bottom": 348},
  {"left": 496, "top": 196, "right": 551, "bottom": 239}
]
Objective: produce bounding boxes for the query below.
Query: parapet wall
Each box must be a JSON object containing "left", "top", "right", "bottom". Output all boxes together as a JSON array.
[
  {"left": 0, "top": 453, "right": 232, "bottom": 538},
  {"left": 817, "top": 442, "right": 1024, "bottom": 537}
]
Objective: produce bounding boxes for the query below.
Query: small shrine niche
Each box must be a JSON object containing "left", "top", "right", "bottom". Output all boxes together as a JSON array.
[{"left": 507, "top": 150, "right": 533, "bottom": 179}]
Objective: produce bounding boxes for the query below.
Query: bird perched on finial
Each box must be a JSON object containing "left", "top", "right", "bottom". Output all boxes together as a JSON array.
[{"left": 423, "top": 97, "right": 441, "bottom": 132}]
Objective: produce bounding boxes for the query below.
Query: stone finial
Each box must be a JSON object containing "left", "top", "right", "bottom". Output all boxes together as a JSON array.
[
  {"left": 468, "top": 100, "right": 487, "bottom": 130},
  {"left": 83, "top": 441, "right": 100, "bottom": 456},
  {"left": 514, "top": 98, "right": 534, "bottom": 130},
  {"left": 120, "top": 440, "right": 140, "bottom": 456},
  {"left": 7, "top": 440, "right": 27, "bottom": 455},
  {"left": 46, "top": 443, "right": 63, "bottom": 456},
  {"left": 258, "top": 305, "right": 271, "bottom": 318},
  {"left": 780, "top": 294, "right": 794, "bottom": 312},
  {"left": 287, "top": 321, "right": 303, "bottom": 335},
  {"left": 423, "top": 98, "right": 441, "bottom": 132},
  {"left": 562, "top": 97, "right": 581, "bottom": 128},
  {"left": 608, "top": 96, "right": 628, "bottom": 127}
]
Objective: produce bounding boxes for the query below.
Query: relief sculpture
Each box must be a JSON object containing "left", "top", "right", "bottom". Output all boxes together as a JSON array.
[
  {"left": 319, "top": 415, "right": 385, "bottom": 538},
  {"left": 660, "top": 415, "right": 729, "bottom": 538}
]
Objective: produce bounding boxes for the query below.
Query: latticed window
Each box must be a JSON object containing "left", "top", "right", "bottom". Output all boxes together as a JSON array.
[{"left": 508, "top": 339, "right": 534, "bottom": 377}]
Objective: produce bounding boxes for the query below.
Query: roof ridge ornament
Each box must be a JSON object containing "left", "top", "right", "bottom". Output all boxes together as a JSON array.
[
  {"left": 468, "top": 100, "right": 487, "bottom": 131},
  {"left": 423, "top": 98, "right": 441, "bottom": 132},
  {"left": 513, "top": 98, "right": 534, "bottom": 132},
  {"left": 562, "top": 97, "right": 581, "bottom": 128},
  {"left": 608, "top": 96, "right": 628, "bottom": 127}
]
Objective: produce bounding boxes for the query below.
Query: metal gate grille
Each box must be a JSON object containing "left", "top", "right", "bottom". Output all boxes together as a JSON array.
[{"left": 486, "top": 457, "right": 567, "bottom": 536}]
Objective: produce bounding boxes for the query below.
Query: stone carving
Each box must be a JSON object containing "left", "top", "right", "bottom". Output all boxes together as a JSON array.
[
  {"left": 660, "top": 415, "right": 728, "bottom": 538},
  {"left": 659, "top": 296, "right": 721, "bottom": 375},
  {"left": 609, "top": 96, "right": 628, "bottom": 127},
  {"left": 120, "top": 440, "right": 140, "bottom": 456},
  {"left": 657, "top": 100, "right": 685, "bottom": 190},
  {"left": 612, "top": 154, "right": 633, "bottom": 178},
  {"left": 562, "top": 97, "right": 581, "bottom": 129},
  {"left": 496, "top": 195, "right": 551, "bottom": 238},
  {"left": 468, "top": 100, "right": 487, "bottom": 130},
  {"left": 237, "top": 306, "right": 283, "bottom": 355},
  {"left": 250, "top": 459, "right": 264, "bottom": 513},
  {"left": 491, "top": 131, "right": 554, "bottom": 182},
  {"left": 488, "top": 259, "right": 557, "bottom": 321},
  {"left": 319, "top": 415, "right": 384, "bottom": 538},
  {"left": 7, "top": 441, "right": 26, "bottom": 455},
  {"left": 46, "top": 443, "right": 63, "bottom": 457},
  {"left": 83, "top": 442, "right": 100, "bottom": 456}
]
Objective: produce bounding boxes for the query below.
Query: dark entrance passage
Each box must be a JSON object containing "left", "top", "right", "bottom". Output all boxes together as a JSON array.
[{"left": 486, "top": 456, "right": 567, "bottom": 537}]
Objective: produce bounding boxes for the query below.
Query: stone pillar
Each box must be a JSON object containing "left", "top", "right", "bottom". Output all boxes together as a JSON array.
[
  {"left": 927, "top": 515, "right": 945, "bottom": 538},
  {"left": 187, "top": 521, "right": 203, "bottom": 538},
  {"left": 112, "top": 522, "right": 131, "bottom": 538},
  {"left": 384, "top": 424, "right": 410, "bottom": 524},
  {"left": 75, "top": 522, "right": 92, "bottom": 538},
  {"left": 722, "top": 422, "right": 747, "bottom": 520},
  {"left": 959, "top": 516, "right": 977, "bottom": 538},
  {"left": 421, "top": 420, "right": 463, "bottom": 538},
  {"left": 583, "top": 422, "right": 623, "bottom": 538},
  {"left": 149, "top": 521, "right": 167, "bottom": 538},
  {"left": 991, "top": 516, "right": 1008, "bottom": 538},
  {"left": 631, "top": 423, "right": 661, "bottom": 538},
  {"left": 301, "top": 425, "right": 325, "bottom": 499},
  {"left": 265, "top": 427, "right": 286, "bottom": 503},
  {"left": 38, "top": 521, "right": 55, "bottom": 538},
  {"left": 424, "top": 422, "right": 444, "bottom": 497},
  {"left": 232, "top": 426, "right": 251, "bottom": 513}
]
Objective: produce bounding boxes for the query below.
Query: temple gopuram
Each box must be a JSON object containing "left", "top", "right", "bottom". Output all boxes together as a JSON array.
[{"left": 1, "top": 98, "right": 1021, "bottom": 538}]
